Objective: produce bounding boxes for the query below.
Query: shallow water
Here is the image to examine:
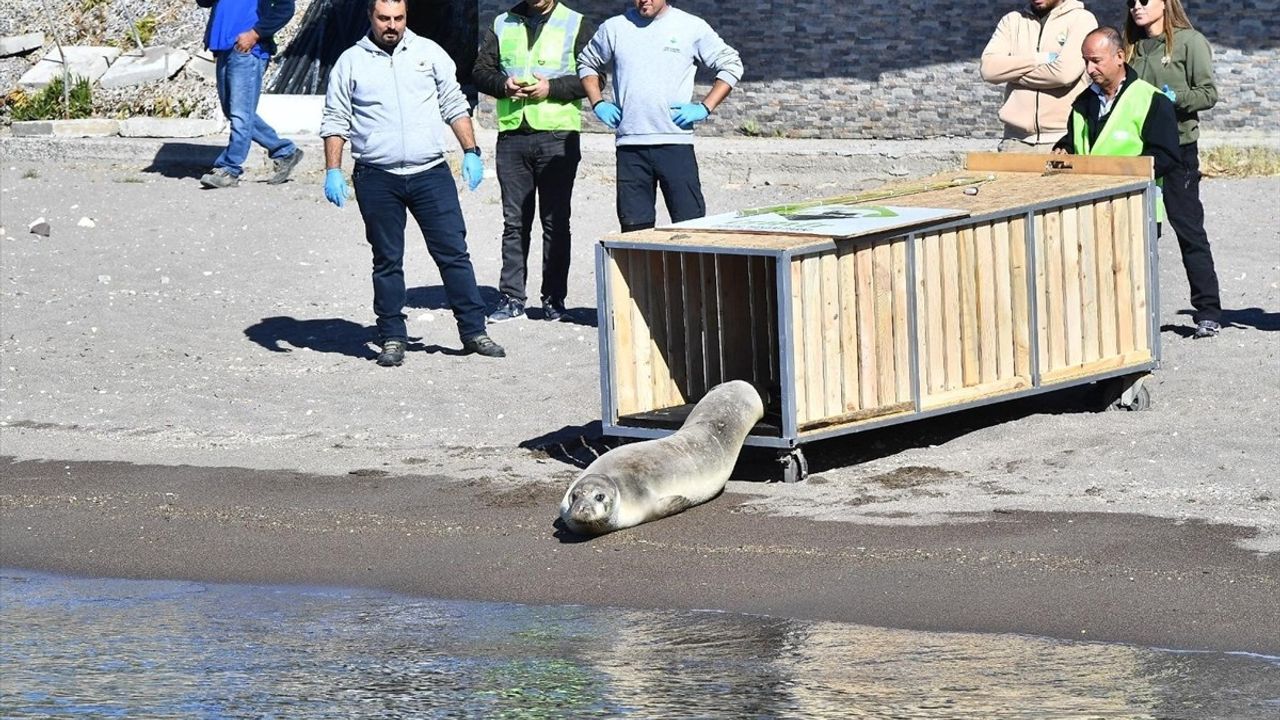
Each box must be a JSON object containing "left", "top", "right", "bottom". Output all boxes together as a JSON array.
[{"left": 1, "top": 571, "right": 1277, "bottom": 719}]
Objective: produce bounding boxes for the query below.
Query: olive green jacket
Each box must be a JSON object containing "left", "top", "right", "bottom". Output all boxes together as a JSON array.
[{"left": 1129, "top": 27, "right": 1218, "bottom": 145}]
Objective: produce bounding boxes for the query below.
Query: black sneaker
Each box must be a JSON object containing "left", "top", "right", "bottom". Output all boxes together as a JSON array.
[
  {"left": 266, "top": 148, "right": 304, "bottom": 185},
  {"left": 486, "top": 295, "right": 525, "bottom": 324},
  {"left": 541, "top": 295, "right": 567, "bottom": 321},
  {"left": 376, "top": 338, "right": 406, "bottom": 366},
  {"left": 462, "top": 333, "right": 506, "bottom": 358},
  {"left": 199, "top": 167, "right": 239, "bottom": 189},
  {"left": 1192, "top": 320, "right": 1221, "bottom": 339}
]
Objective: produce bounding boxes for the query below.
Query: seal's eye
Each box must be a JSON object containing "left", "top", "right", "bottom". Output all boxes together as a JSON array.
[{"left": 595, "top": 493, "right": 606, "bottom": 503}]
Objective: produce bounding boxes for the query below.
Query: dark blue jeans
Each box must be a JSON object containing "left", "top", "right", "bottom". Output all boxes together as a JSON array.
[
  {"left": 213, "top": 49, "right": 295, "bottom": 176},
  {"left": 615, "top": 144, "right": 706, "bottom": 232},
  {"left": 353, "top": 163, "right": 486, "bottom": 342},
  {"left": 495, "top": 130, "right": 581, "bottom": 303}
]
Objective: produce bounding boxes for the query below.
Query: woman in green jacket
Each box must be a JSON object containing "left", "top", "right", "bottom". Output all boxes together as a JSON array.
[{"left": 1125, "top": 0, "right": 1222, "bottom": 338}]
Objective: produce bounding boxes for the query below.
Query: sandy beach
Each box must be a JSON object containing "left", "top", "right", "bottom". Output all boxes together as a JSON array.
[{"left": 1, "top": 133, "right": 1277, "bottom": 653}]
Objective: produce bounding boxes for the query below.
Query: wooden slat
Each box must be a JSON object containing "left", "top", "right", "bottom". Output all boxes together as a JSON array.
[
  {"left": 629, "top": 250, "right": 654, "bottom": 412},
  {"left": 797, "top": 401, "right": 913, "bottom": 433},
  {"left": 924, "top": 232, "right": 946, "bottom": 395},
  {"left": 609, "top": 250, "right": 637, "bottom": 416},
  {"left": 1033, "top": 212, "right": 1049, "bottom": 375},
  {"left": 892, "top": 239, "right": 911, "bottom": 402},
  {"left": 992, "top": 220, "right": 1015, "bottom": 380},
  {"left": 1061, "top": 205, "right": 1083, "bottom": 368},
  {"left": 702, "top": 254, "right": 723, "bottom": 388},
  {"left": 975, "top": 222, "right": 998, "bottom": 384},
  {"left": 763, "top": 257, "right": 779, "bottom": 385},
  {"left": 965, "top": 152, "right": 1154, "bottom": 178},
  {"left": 940, "top": 230, "right": 962, "bottom": 391},
  {"left": 665, "top": 253, "right": 688, "bottom": 404},
  {"left": 856, "top": 244, "right": 878, "bottom": 405},
  {"left": 921, "top": 376, "right": 1031, "bottom": 410},
  {"left": 647, "top": 252, "right": 672, "bottom": 407},
  {"left": 957, "top": 226, "right": 980, "bottom": 387},
  {"left": 1043, "top": 209, "right": 1066, "bottom": 373},
  {"left": 1041, "top": 349, "right": 1152, "bottom": 384},
  {"left": 719, "top": 255, "right": 754, "bottom": 384},
  {"left": 681, "top": 254, "right": 706, "bottom": 400},
  {"left": 1009, "top": 216, "right": 1031, "bottom": 380},
  {"left": 1095, "top": 197, "right": 1118, "bottom": 359},
  {"left": 1112, "top": 196, "right": 1135, "bottom": 355},
  {"left": 1129, "top": 192, "right": 1150, "bottom": 353},
  {"left": 820, "top": 252, "right": 843, "bottom": 418},
  {"left": 874, "top": 240, "right": 896, "bottom": 405},
  {"left": 1078, "top": 203, "right": 1100, "bottom": 364},
  {"left": 838, "top": 246, "right": 861, "bottom": 411},
  {"left": 789, "top": 257, "right": 806, "bottom": 423},
  {"left": 802, "top": 255, "right": 824, "bottom": 421}
]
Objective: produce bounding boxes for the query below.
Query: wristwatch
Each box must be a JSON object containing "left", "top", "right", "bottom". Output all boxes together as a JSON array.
[{"left": 463, "top": 146, "right": 481, "bottom": 157}]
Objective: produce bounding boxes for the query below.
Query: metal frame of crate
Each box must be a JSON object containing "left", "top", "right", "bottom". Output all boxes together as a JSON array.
[{"left": 594, "top": 154, "right": 1161, "bottom": 480}]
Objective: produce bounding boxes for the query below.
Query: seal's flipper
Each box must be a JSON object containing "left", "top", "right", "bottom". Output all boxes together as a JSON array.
[{"left": 655, "top": 495, "right": 694, "bottom": 517}]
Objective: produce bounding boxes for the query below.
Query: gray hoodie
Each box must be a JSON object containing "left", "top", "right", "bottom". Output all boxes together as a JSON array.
[
  {"left": 320, "top": 29, "right": 469, "bottom": 174},
  {"left": 578, "top": 6, "right": 743, "bottom": 147}
]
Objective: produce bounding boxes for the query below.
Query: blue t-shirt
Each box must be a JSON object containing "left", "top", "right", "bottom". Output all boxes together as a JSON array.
[{"left": 207, "top": 0, "right": 269, "bottom": 59}]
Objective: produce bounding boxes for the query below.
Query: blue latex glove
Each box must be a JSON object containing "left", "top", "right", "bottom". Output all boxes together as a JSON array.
[
  {"left": 324, "top": 168, "right": 346, "bottom": 208},
  {"left": 593, "top": 101, "right": 622, "bottom": 129},
  {"left": 462, "top": 153, "right": 483, "bottom": 191},
  {"left": 1161, "top": 84, "right": 1177, "bottom": 102},
  {"left": 670, "top": 102, "right": 709, "bottom": 130},
  {"left": 1046, "top": 52, "right": 1059, "bottom": 63}
]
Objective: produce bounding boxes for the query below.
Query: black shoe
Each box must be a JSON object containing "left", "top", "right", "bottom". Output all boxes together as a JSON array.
[
  {"left": 376, "top": 338, "right": 406, "bottom": 366},
  {"left": 541, "top": 295, "right": 567, "bottom": 321},
  {"left": 487, "top": 294, "right": 525, "bottom": 324},
  {"left": 267, "top": 148, "right": 304, "bottom": 185},
  {"left": 1192, "top": 320, "right": 1221, "bottom": 339},
  {"left": 462, "top": 333, "right": 506, "bottom": 358}
]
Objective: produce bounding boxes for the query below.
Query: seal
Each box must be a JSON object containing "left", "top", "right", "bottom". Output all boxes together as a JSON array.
[{"left": 559, "top": 380, "right": 764, "bottom": 536}]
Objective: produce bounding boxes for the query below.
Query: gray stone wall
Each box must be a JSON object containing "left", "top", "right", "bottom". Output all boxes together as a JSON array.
[{"left": 475, "top": 0, "right": 1279, "bottom": 139}]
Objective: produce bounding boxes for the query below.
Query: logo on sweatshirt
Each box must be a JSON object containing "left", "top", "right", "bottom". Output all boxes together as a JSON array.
[
  {"left": 663, "top": 36, "right": 681, "bottom": 54},
  {"left": 1056, "top": 32, "right": 1068, "bottom": 47}
]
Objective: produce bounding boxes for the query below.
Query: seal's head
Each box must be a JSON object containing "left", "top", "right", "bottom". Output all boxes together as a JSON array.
[{"left": 562, "top": 474, "right": 618, "bottom": 536}]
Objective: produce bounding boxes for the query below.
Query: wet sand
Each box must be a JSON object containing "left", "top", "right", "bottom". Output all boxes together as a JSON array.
[{"left": 3, "top": 457, "right": 1276, "bottom": 654}]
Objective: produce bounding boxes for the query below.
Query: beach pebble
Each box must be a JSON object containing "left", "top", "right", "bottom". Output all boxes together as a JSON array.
[
  {"left": 28, "top": 218, "right": 49, "bottom": 236},
  {"left": 78, "top": 217, "right": 96, "bottom": 228}
]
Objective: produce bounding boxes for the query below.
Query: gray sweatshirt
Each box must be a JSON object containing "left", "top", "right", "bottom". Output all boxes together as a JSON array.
[
  {"left": 577, "top": 6, "right": 743, "bottom": 146},
  {"left": 320, "top": 29, "right": 469, "bottom": 174}
]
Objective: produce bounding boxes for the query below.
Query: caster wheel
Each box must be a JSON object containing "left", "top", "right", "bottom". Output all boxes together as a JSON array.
[{"left": 778, "top": 448, "right": 808, "bottom": 483}]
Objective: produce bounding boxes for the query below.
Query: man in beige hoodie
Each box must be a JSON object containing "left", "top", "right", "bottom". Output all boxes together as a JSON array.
[{"left": 981, "top": 0, "right": 1098, "bottom": 152}]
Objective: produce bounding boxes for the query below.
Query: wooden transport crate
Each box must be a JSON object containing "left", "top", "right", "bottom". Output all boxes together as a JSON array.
[{"left": 595, "top": 153, "right": 1161, "bottom": 479}]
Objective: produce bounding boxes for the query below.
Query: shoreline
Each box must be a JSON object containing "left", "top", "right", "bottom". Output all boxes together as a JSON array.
[{"left": 3, "top": 457, "right": 1276, "bottom": 655}]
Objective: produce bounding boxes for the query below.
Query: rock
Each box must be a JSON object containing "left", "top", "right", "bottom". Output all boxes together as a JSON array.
[
  {"left": 118, "top": 117, "right": 225, "bottom": 138},
  {"left": 78, "top": 217, "right": 96, "bottom": 228},
  {"left": 98, "top": 46, "right": 191, "bottom": 89},
  {"left": 0, "top": 32, "right": 43, "bottom": 58},
  {"left": 11, "top": 119, "right": 121, "bottom": 138},
  {"left": 185, "top": 50, "right": 216, "bottom": 82},
  {"left": 256, "top": 93, "right": 326, "bottom": 135},
  {"left": 29, "top": 218, "right": 50, "bottom": 237},
  {"left": 19, "top": 45, "right": 121, "bottom": 90}
]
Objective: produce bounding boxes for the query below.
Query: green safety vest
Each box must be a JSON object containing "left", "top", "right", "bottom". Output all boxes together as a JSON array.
[
  {"left": 1071, "top": 78, "right": 1166, "bottom": 222},
  {"left": 493, "top": 4, "right": 583, "bottom": 132}
]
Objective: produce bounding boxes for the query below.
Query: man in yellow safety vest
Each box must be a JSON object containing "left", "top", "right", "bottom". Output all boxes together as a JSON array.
[
  {"left": 1053, "top": 25, "right": 1181, "bottom": 222},
  {"left": 474, "top": 0, "right": 599, "bottom": 323}
]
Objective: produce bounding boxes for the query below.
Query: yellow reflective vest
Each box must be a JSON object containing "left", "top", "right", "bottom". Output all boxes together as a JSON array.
[
  {"left": 1071, "top": 78, "right": 1166, "bottom": 221},
  {"left": 493, "top": 4, "right": 583, "bottom": 132}
]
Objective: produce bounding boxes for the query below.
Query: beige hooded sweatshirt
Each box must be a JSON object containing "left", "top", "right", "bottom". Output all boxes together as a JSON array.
[{"left": 980, "top": 0, "right": 1098, "bottom": 144}]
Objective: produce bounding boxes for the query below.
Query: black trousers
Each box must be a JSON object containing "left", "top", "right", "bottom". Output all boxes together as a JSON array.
[
  {"left": 615, "top": 144, "right": 706, "bottom": 232},
  {"left": 1164, "top": 141, "right": 1221, "bottom": 324},
  {"left": 495, "top": 130, "right": 581, "bottom": 304}
]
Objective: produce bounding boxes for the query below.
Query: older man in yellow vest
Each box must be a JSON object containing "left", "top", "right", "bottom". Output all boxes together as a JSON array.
[
  {"left": 1053, "top": 26, "right": 1182, "bottom": 222},
  {"left": 474, "top": 0, "right": 598, "bottom": 323}
]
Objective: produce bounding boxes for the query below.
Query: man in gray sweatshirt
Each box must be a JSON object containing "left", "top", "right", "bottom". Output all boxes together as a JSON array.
[
  {"left": 320, "top": 0, "right": 504, "bottom": 365},
  {"left": 578, "top": 0, "right": 743, "bottom": 232}
]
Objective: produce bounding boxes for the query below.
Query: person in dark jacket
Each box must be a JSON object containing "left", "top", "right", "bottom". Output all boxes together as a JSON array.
[
  {"left": 196, "top": 0, "right": 304, "bottom": 188},
  {"left": 472, "top": 0, "right": 598, "bottom": 323}
]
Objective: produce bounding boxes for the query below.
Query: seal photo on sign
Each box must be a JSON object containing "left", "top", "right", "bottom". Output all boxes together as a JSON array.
[{"left": 559, "top": 380, "right": 765, "bottom": 537}]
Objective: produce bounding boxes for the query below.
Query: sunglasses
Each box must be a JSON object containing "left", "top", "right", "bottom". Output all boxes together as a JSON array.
[{"left": 1127, "top": 0, "right": 1150, "bottom": 8}]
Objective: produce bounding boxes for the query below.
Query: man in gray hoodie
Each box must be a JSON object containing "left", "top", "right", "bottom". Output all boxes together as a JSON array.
[
  {"left": 578, "top": 0, "right": 743, "bottom": 232},
  {"left": 320, "top": 0, "right": 504, "bottom": 365}
]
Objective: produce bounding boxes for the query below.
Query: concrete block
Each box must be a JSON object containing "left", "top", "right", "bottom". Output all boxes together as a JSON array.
[
  {"left": 98, "top": 46, "right": 191, "bottom": 89},
  {"left": 0, "top": 32, "right": 44, "bottom": 57},
  {"left": 11, "top": 119, "right": 121, "bottom": 138},
  {"left": 19, "top": 46, "right": 121, "bottom": 90},
  {"left": 256, "top": 93, "right": 326, "bottom": 135},
  {"left": 186, "top": 50, "right": 216, "bottom": 81},
  {"left": 118, "top": 117, "right": 225, "bottom": 138}
]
